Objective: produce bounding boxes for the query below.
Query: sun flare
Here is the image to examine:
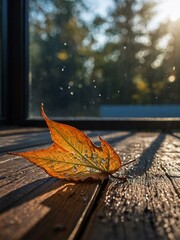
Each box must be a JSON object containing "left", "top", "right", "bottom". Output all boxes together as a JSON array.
[{"left": 160, "top": 0, "right": 180, "bottom": 21}]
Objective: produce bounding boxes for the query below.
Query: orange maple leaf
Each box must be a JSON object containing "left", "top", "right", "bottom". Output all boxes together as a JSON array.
[{"left": 10, "top": 104, "right": 121, "bottom": 181}]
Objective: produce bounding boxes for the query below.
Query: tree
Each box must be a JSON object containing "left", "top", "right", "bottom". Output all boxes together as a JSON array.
[
  {"left": 29, "top": 0, "right": 91, "bottom": 116},
  {"left": 161, "top": 19, "right": 180, "bottom": 103},
  {"left": 136, "top": 22, "right": 169, "bottom": 104},
  {"left": 29, "top": 0, "right": 179, "bottom": 118},
  {"left": 91, "top": 0, "right": 169, "bottom": 105}
]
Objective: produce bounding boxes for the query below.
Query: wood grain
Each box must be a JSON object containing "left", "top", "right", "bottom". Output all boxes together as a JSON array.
[
  {"left": 81, "top": 133, "right": 180, "bottom": 240},
  {"left": 0, "top": 129, "right": 179, "bottom": 240}
]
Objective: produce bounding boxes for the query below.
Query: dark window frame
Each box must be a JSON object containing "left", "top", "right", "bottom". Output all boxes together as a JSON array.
[
  {"left": 1, "top": 0, "right": 180, "bottom": 130},
  {"left": 1, "top": 0, "right": 7, "bottom": 120}
]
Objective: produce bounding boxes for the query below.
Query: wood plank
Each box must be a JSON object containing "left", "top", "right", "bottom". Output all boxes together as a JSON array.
[
  {"left": 0, "top": 129, "right": 130, "bottom": 154},
  {"left": 0, "top": 130, "right": 150, "bottom": 240},
  {"left": 1, "top": 130, "right": 179, "bottom": 240},
  {"left": 0, "top": 143, "right": 55, "bottom": 190},
  {"left": 0, "top": 132, "right": 52, "bottom": 153},
  {"left": 0, "top": 130, "right": 131, "bottom": 205},
  {"left": 81, "top": 133, "right": 180, "bottom": 240},
  {"left": 0, "top": 177, "right": 102, "bottom": 240},
  {"left": 0, "top": 130, "right": 134, "bottom": 192},
  {"left": 1, "top": 130, "right": 126, "bottom": 240},
  {"left": 0, "top": 127, "right": 47, "bottom": 137}
]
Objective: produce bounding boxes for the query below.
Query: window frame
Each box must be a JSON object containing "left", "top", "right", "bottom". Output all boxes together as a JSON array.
[
  {"left": 4, "top": 0, "right": 29, "bottom": 125},
  {"left": 1, "top": 0, "right": 180, "bottom": 130},
  {"left": 1, "top": 0, "right": 7, "bottom": 120}
]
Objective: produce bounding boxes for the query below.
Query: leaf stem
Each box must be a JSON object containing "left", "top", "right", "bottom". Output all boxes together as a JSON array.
[
  {"left": 121, "top": 159, "right": 136, "bottom": 167},
  {"left": 110, "top": 174, "right": 127, "bottom": 182},
  {"left": 109, "top": 159, "right": 136, "bottom": 181}
]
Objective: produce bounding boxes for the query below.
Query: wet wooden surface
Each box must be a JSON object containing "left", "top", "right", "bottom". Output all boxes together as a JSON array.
[{"left": 0, "top": 128, "right": 179, "bottom": 240}]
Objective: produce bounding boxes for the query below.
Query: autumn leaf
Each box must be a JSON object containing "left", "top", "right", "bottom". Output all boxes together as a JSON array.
[{"left": 10, "top": 104, "right": 121, "bottom": 181}]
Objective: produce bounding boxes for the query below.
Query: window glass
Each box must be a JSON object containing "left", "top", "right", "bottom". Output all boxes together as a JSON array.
[
  {"left": 29, "top": 0, "right": 180, "bottom": 118},
  {"left": 0, "top": 2, "right": 2, "bottom": 117}
]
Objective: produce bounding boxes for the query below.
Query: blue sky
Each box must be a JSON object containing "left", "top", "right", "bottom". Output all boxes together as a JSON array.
[{"left": 83, "top": 0, "right": 180, "bottom": 22}]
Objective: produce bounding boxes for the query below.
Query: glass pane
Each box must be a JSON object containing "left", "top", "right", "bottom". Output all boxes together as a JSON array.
[
  {"left": 29, "top": 0, "right": 180, "bottom": 118},
  {"left": 0, "top": 2, "right": 2, "bottom": 116}
]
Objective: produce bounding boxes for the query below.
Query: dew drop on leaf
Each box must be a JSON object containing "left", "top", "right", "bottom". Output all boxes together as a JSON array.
[
  {"left": 101, "top": 158, "right": 105, "bottom": 164},
  {"left": 72, "top": 165, "right": 78, "bottom": 172},
  {"left": 10, "top": 104, "right": 122, "bottom": 181},
  {"left": 87, "top": 167, "right": 94, "bottom": 172},
  {"left": 92, "top": 154, "right": 98, "bottom": 159}
]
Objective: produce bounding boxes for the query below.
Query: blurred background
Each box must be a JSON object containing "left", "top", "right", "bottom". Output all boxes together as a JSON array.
[{"left": 28, "top": 0, "right": 180, "bottom": 118}]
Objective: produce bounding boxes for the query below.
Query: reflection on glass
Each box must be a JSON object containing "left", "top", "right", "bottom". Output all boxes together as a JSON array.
[{"left": 29, "top": 0, "right": 180, "bottom": 118}]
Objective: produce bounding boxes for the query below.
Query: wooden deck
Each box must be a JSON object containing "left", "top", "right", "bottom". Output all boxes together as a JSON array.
[{"left": 0, "top": 128, "right": 179, "bottom": 240}]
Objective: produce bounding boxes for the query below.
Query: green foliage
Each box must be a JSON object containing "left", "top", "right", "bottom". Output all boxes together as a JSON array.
[{"left": 29, "top": 0, "right": 180, "bottom": 117}]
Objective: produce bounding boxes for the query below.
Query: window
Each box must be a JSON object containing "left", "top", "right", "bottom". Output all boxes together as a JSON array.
[
  {"left": 29, "top": 0, "right": 180, "bottom": 119},
  {"left": 0, "top": 0, "right": 179, "bottom": 129},
  {"left": 0, "top": 2, "right": 2, "bottom": 117}
]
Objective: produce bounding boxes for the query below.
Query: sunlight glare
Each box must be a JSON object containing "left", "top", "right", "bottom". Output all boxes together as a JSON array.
[{"left": 160, "top": 0, "right": 180, "bottom": 21}]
